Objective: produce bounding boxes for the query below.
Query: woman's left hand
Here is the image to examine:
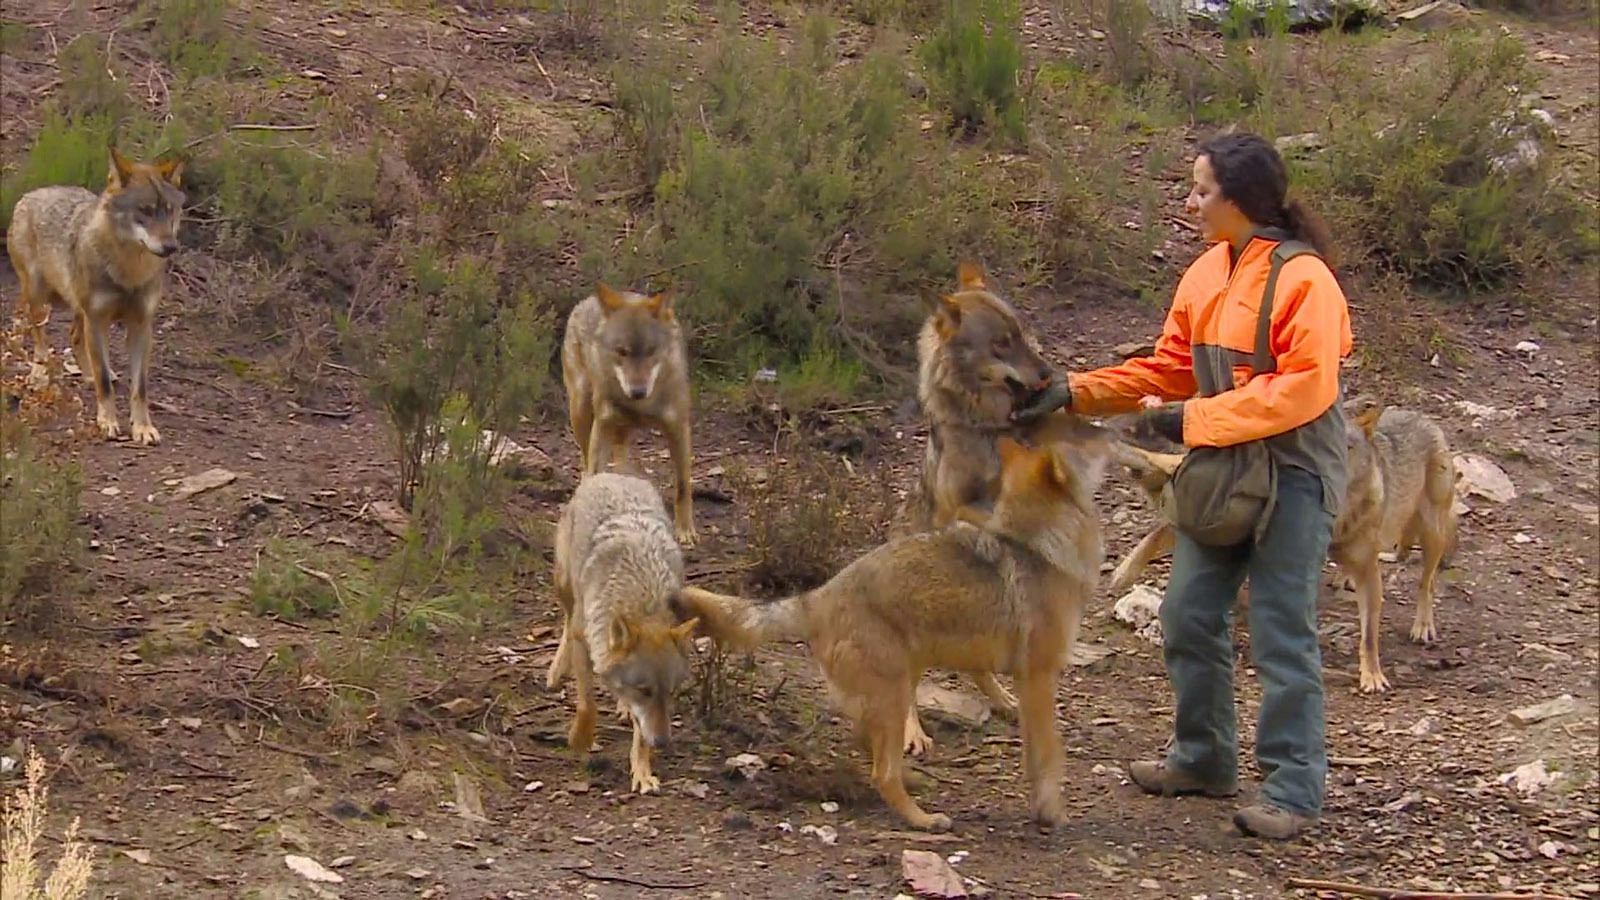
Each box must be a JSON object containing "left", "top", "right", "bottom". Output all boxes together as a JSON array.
[{"left": 1136, "top": 401, "right": 1186, "bottom": 445}]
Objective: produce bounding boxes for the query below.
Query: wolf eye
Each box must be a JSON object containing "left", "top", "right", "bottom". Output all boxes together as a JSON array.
[
  {"left": 637, "top": 685, "right": 654, "bottom": 699},
  {"left": 993, "top": 335, "right": 1012, "bottom": 352},
  {"left": 615, "top": 346, "right": 630, "bottom": 358}
]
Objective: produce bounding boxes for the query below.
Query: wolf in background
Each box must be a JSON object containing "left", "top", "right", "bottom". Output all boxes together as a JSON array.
[
  {"left": 8, "top": 145, "right": 186, "bottom": 445},
  {"left": 561, "top": 284, "right": 697, "bottom": 546}
]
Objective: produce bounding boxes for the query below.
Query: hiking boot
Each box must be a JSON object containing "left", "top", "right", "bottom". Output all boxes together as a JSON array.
[
  {"left": 1233, "top": 803, "right": 1319, "bottom": 840},
  {"left": 1127, "top": 760, "right": 1237, "bottom": 798}
]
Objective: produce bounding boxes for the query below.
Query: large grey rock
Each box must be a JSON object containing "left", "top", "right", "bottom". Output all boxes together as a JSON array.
[{"left": 1177, "top": 0, "right": 1387, "bottom": 30}]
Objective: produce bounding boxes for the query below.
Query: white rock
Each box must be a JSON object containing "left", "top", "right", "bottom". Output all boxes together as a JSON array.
[
  {"left": 285, "top": 855, "right": 345, "bottom": 884},
  {"left": 1514, "top": 340, "right": 1541, "bottom": 354},
  {"left": 1114, "top": 586, "right": 1165, "bottom": 645},
  {"left": 1500, "top": 759, "right": 1560, "bottom": 796},
  {"left": 915, "top": 684, "right": 991, "bottom": 728},
  {"left": 1509, "top": 695, "right": 1579, "bottom": 726},
  {"left": 724, "top": 753, "right": 767, "bottom": 780},
  {"left": 1454, "top": 454, "right": 1517, "bottom": 503}
]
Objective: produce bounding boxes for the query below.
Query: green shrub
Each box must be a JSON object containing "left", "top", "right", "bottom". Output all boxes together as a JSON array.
[
  {"left": 606, "top": 17, "right": 1019, "bottom": 387},
  {"left": 919, "top": 0, "right": 1027, "bottom": 142},
  {"left": 0, "top": 423, "right": 86, "bottom": 629},
  {"left": 366, "top": 255, "right": 552, "bottom": 514},
  {"left": 203, "top": 134, "right": 381, "bottom": 265},
  {"left": 1300, "top": 29, "right": 1598, "bottom": 289},
  {"left": 145, "top": 0, "right": 256, "bottom": 80}
]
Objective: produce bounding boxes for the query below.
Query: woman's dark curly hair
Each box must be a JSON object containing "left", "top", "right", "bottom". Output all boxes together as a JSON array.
[{"left": 1198, "top": 131, "right": 1334, "bottom": 261}]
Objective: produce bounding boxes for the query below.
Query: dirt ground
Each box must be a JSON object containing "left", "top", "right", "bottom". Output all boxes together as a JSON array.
[{"left": 2, "top": 3, "right": 1598, "bottom": 899}]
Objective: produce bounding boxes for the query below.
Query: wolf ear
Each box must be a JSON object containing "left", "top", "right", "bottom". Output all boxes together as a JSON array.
[
  {"left": 933, "top": 294, "right": 963, "bottom": 341},
  {"left": 597, "top": 283, "right": 628, "bottom": 315},
  {"left": 608, "top": 617, "right": 637, "bottom": 653},
  {"left": 956, "top": 260, "right": 987, "bottom": 291},
  {"left": 155, "top": 155, "right": 186, "bottom": 188},
  {"left": 107, "top": 145, "right": 136, "bottom": 190},
  {"left": 669, "top": 617, "right": 699, "bottom": 643},
  {"left": 644, "top": 291, "right": 674, "bottom": 321}
]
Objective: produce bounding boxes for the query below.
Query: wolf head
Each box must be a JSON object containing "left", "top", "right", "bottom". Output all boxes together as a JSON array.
[
  {"left": 596, "top": 283, "right": 676, "bottom": 402},
  {"left": 996, "top": 434, "right": 1109, "bottom": 513},
  {"left": 105, "top": 145, "right": 187, "bottom": 259},
  {"left": 931, "top": 262, "right": 1053, "bottom": 410},
  {"left": 600, "top": 615, "right": 699, "bottom": 749}
]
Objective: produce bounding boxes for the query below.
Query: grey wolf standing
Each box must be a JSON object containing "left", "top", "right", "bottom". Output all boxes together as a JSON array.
[
  {"left": 674, "top": 435, "right": 1109, "bottom": 832},
  {"left": 561, "top": 284, "right": 697, "bottom": 546},
  {"left": 1106, "top": 406, "right": 1459, "bottom": 694},
  {"left": 8, "top": 145, "right": 186, "bottom": 445},
  {"left": 1329, "top": 406, "right": 1459, "bottom": 692},
  {"left": 895, "top": 261, "right": 1063, "bottom": 756},
  {"left": 546, "top": 472, "right": 699, "bottom": 794}
]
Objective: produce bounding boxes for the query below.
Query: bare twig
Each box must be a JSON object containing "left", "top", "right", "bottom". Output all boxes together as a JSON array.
[
  {"left": 558, "top": 865, "right": 708, "bottom": 891},
  {"left": 1285, "top": 878, "right": 1575, "bottom": 900},
  {"left": 258, "top": 739, "right": 334, "bottom": 762},
  {"left": 288, "top": 401, "right": 354, "bottom": 419}
]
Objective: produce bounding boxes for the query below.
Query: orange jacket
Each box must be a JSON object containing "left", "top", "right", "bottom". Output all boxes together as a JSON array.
[{"left": 1069, "top": 236, "right": 1352, "bottom": 448}]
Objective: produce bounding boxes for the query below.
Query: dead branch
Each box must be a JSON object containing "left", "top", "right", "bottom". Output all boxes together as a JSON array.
[
  {"left": 559, "top": 865, "right": 708, "bottom": 891},
  {"left": 1286, "top": 878, "right": 1575, "bottom": 900}
]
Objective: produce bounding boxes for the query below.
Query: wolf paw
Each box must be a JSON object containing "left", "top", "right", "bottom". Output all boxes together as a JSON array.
[
  {"left": 914, "top": 812, "right": 953, "bottom": 833},
  {"left": 904, "top": 721, "right": 935, "bottom": 758},
  {"left": 97, "top": 413, "right": 123, "bottom": 441},
  {"left": 25, "top": 363, "right": 49, "bottom": 391},
  {"left": 131, "top": 421, "right": 161, "bottom": 446},
  {"left": 675, "top": 522, "right": 698, "bottom": 549},
  {"left": 1409, "top": 618, "right": 1437, "bottom": 644},
  {"left": 1030, "top": 799, "right": 1067, "bottom": 831},
  {"left": 631, "top": 770, "right": 661, "bottom": 795},
  {"left": 1358, "top": 667, "right": 1391, "bottom": 694}
]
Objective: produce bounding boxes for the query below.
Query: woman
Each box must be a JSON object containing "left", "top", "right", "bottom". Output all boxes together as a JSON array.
[{"left": 1015, "top": 131, "right": 1352, "bottom": 840}]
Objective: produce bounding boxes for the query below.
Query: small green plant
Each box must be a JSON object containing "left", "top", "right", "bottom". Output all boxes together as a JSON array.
[
  {"left": 365, "top": 255, "right": 552, "bottom": 513},
  {"left": 249, "top": 538, "right": 350, "bottom": 621},
  {"left": 56, "top": 35, "right": 132, "bottom": 121},
  {"left": 725, "top": 447, "right": 895, "bottom": 594},
  {"left": 0, "top": 422, "right": 86, "bottom": 630},
  {"left": 203, "top": 133, "right": 381, "bottom": 265},
  {"left": 145, "top": 0, "right": 255, "bottom": 80},
  {"left": 920, "top": 0, "right": 1027, "bottom": 142}
]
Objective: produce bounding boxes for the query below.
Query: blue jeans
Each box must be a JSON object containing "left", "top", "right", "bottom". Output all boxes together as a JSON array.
[{"left": 1160, "top": 464, "right": 1333, "bottom": 816}]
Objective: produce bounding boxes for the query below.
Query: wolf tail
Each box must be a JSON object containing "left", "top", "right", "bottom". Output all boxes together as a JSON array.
[
  {"left": 670, "top": 586, "right": 810, "bottom": 651},
  {"left": 1430, "top": 439, "right": 1461, "bottom": 565}
]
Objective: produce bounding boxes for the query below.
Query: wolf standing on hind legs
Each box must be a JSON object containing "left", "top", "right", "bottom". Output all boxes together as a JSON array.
[
  {"left": 1015, "top": 131, "right": 1352, "bottom": 841},
  {"left": 8, "top": 145, "right": 186, "bottom": 446},
  {"left": 561, "top": 283, "right": 697, "bottom": 546},
  {"left": 545, "top": 472, "right": 699, "bottom": 794}
]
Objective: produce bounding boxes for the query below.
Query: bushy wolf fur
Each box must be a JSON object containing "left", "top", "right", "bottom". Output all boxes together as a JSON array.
[
  {"left": 8, "top": 146, "right": 186, "bottom": 445},
  {"left": 1106, "top": 407, "right": 1459, "bottom": 693},
  {"left": 546, "top": 472, "right": 699, "bottom": 794},
  {"left": 895, "top": 261, "right": 1072, "bottom": 756},
  {"left": 561, "top": 284, "right": 697, "bottom": 546},
  {"left": 674, "top": 436, "right": 1110, "bottom": 832},
  {"left": 1332, "top": 407, "right": 1459, "bottom": 693}
]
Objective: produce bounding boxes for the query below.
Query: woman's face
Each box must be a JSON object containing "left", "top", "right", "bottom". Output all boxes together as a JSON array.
[{"left": 1185, "top": 155, "right": 1251, "bottom": 247}]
